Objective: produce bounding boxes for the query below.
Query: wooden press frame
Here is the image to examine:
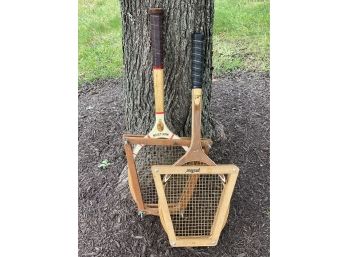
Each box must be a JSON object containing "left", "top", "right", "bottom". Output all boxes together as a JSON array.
[
  {"left": 151, "top": 164, "right": 239, "bottom": 247},
  {"left": 123, "top": 134, "right": 212, "bottom": 216}
]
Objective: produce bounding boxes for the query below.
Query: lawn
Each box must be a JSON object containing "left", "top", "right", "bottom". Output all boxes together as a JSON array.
[
  {"left": 78, "top": 0, "right": 269, "bottom": 84},
  {"left": 213, "top": 0, "right": 269, "bottom": 74}
]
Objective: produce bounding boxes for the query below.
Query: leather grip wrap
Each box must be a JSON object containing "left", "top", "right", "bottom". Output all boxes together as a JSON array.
[
  {"left": 191, "top": 33, "right": 204, "bottom": 89},
  {"left": 149, "top": 8, "right": 164, "bottom": 68}
]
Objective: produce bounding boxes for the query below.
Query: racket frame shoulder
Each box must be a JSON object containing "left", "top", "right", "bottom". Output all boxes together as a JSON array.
[{"left": 148, "top": 112, "right": 174, "bottom": 139}]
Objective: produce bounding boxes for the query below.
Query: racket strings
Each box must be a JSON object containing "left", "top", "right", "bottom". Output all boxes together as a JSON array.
[
  {"left": 134, "top": 145, "right": 186, "bottom": 204},
  {"left": 163, "top": 172, "right": 226, "bottom": 237}
]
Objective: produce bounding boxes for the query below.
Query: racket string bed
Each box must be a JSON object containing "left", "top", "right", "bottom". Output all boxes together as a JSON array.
[
  {"left": 163, "top": 172, "right": 226, "bottom": 237},
  {"left": 134, "top": 145, "right": 186, "bottom": 204}
]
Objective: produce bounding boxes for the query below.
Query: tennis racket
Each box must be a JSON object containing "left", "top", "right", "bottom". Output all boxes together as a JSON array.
[
  {"left": 124, "top": 8, "right": 191, "bottom": 216},
  {"left": 151, "top": 33, "right": 239, "bottom": 247}
]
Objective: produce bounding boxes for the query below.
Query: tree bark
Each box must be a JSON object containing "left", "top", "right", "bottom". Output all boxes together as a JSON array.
[{"left": 120, "top": 0, "right": 223, "bottom": 140}]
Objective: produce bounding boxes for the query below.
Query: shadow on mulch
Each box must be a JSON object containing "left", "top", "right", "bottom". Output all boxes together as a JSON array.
[{"left": 78, "top": 72, "right": 270, "bottom": 257}]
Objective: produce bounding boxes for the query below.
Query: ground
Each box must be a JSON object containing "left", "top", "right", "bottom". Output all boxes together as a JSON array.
[{"left": 78, "top": 72, "right": 270, "bottom": 257}]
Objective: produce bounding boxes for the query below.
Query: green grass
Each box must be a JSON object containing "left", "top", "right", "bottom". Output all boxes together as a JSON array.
[
  {"left": 78, "top": 0, "right": 269, "bottom": 84},
  {"left": 78, "top": 0, "right": 123, "bottom": 83},
  {"left": 213, "top": 0, "right": 270, "bottom": 74}
]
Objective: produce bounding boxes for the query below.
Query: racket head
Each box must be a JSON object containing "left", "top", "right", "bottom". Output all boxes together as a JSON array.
[
  {"left": 151, "top": 164, "right": 239, "bottom": 247},
  {"left": 135, "top": 144, "right": 186, "bottom": 206},
  {"left": 123, "top": 134, "right": 212, "bottom": 215}
]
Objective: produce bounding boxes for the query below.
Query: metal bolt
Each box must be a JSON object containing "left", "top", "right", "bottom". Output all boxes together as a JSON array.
[{"left": 171, "top": 241, "right": 176, "bottom": 246}]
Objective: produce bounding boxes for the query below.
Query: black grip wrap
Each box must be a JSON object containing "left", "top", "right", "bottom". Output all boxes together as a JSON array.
[
  {"left": 149, "top": 8, "right": 164, "bottom": 68},
  {"left": 191, "top": 33, "right": 205, "bottom": 89}
]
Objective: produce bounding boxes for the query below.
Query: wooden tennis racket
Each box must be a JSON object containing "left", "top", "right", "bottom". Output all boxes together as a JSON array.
[
  {"left": 152, "top": 33, "right": 239, "bottom": 247},
  {"left": 123, "top": 9, "right": 211, "bottom": 216}
]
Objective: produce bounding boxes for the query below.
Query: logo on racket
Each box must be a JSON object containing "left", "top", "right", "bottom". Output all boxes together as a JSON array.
[
  {"left": 157, "top": 120, "right": 164, "bottom": 132},
  {"left": 153, "top": 132, "right": 170, "bottom": 137},
  {"left": 185, "top": 168, "right": 200, "bottom": 174}
]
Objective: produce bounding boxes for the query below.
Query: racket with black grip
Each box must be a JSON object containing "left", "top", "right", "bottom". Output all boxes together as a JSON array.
[{"left": 151, "top": 33, "right": 238, "bottom": 247}]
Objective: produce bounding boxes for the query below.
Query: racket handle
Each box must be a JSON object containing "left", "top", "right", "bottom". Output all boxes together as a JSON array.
[
  {"left": 149, "top": 8, "right": 164, "bottom": 69},
  {"left": 191, "top": 33, "right": 205, "bottom": 89}
]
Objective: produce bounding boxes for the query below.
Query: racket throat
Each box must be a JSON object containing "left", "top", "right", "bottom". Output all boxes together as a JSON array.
[
  {"left": 153, "top": 69, "right": 165, "bottom": 113},
  {"left": 149, "top": 113, "right": 172, "bottom": 138},
  {"left": 190, "top": 88, "right": 203, "bottom": 150}
]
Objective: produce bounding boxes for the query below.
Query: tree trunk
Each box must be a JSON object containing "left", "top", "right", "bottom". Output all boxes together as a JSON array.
[{"left": 120, "top": 0, "right": 223, "bottom": 139}]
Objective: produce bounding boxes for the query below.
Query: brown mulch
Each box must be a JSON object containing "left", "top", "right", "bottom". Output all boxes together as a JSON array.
[{"left": 78, "top": 72, "right": 270, "bottom": 257}]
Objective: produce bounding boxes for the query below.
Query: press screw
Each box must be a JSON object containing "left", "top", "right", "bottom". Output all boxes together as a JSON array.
[{"left": 138, "top": 211, "right": 145, "bottom": 219}]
